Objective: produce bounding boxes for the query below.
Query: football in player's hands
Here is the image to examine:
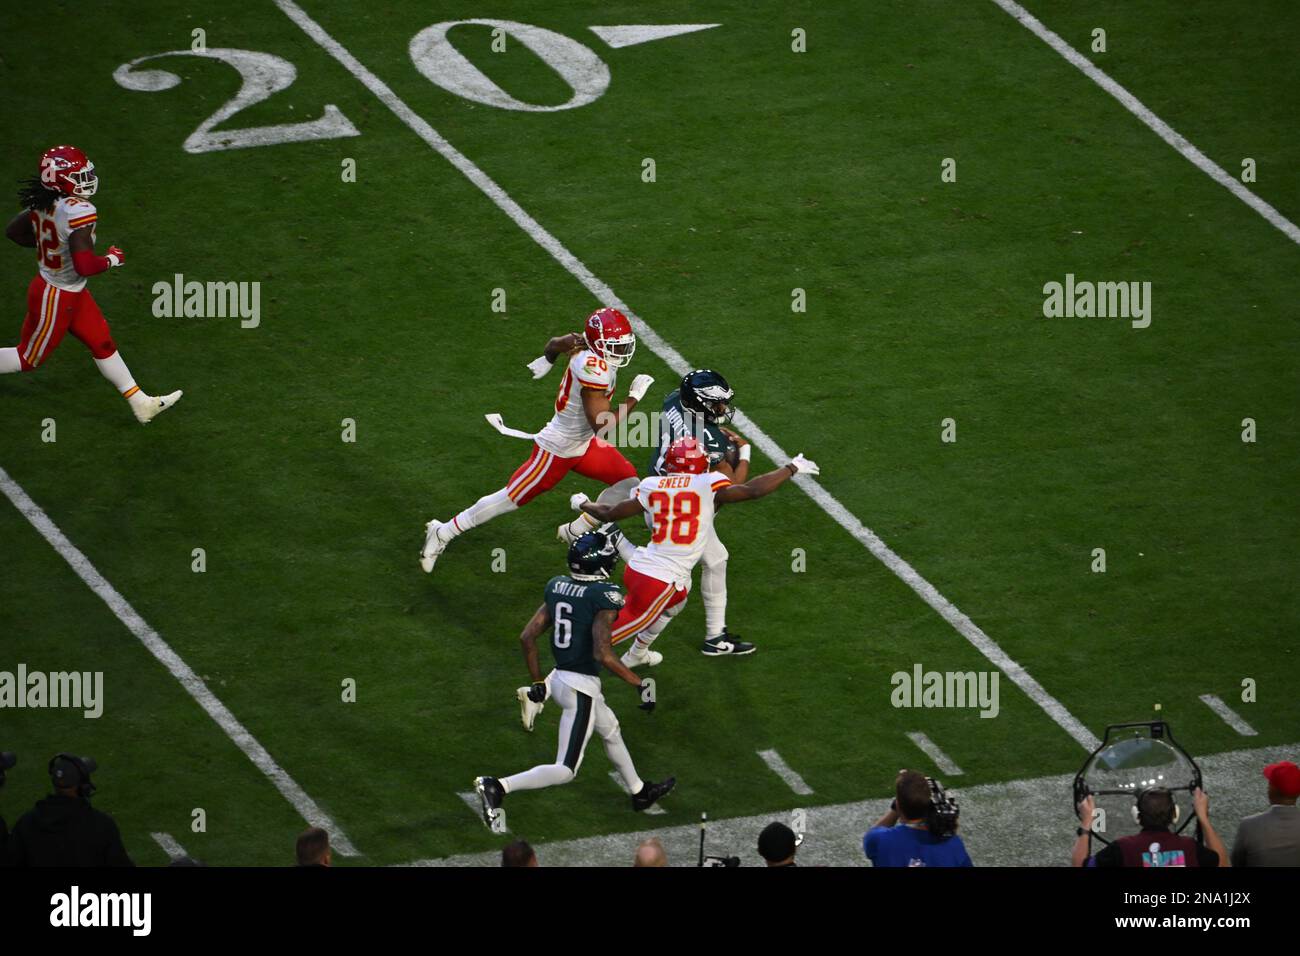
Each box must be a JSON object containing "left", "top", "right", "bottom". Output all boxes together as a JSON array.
[
  {"left": 628, "top": 374, "right": 655, "bottom": 402},
  {"left": 569, "top": 492, "right": 591, "bottom": 511},
  {"left": 105, "top": 246, "right": 125, "bottom": 267},
  {"left": 789, "top": 453, "right": 820, "bottom": 476}
]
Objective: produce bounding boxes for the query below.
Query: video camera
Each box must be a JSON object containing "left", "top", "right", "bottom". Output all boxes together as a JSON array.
[{"left": 924, "top": 776, "right": 960, "bottom": 839}]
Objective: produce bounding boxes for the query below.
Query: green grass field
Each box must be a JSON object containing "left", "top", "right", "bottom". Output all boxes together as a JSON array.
[{"left": 1, "top": 0, "right": 1296, "bottom": 866}]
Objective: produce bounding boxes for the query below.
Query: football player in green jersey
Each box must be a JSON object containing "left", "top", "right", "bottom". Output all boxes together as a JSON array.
[
  {"left": 473, "top": 532, "right": 676, "bottom": 831},
  {"left": 648, "top": 369, "right": 757, "bottom": 656}
]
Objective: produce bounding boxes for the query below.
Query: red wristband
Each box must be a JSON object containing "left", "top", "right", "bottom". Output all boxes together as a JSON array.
[{"left": 72, "top": 249, "right": 112, "bottom": 277}]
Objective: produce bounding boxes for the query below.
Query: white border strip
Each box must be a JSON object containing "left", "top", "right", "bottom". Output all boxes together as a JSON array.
[
  {"left": 151, "top": 832, "right": 189, "bottom": 861},
  {"left": 906, "top": 731, "right": 965, "bottom": 775},
  {"left": 275, "top": 0, "right": 1099, "bottom": 753},
  {"left": 1199, "top": 694, "right": 1258, "bottom": 736},
  {"left": 0, "top": 466, "right": 359, "bottom": 856},
  {"left": 992, "top": 0, "right": 1300, "bottom": 245},
  {"left": 757, "top": 748, "right": 815, "bottom": 795}
]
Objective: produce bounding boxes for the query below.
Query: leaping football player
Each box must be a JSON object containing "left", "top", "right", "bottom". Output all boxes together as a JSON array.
[
  {"left": 474, "top": 530, "right": 676, "bottom": 830},
  {"left": 570, "top": 436, "right": 819, "bottom": 669},
  {"left": 420, "top": 307, "right": 653, "bottom": 573},
  {"left": 648, "top": 369, "right": 756, "bottom": 656},
  {"left": 1, "top": 146, "right": 182, "bottom": 423}
]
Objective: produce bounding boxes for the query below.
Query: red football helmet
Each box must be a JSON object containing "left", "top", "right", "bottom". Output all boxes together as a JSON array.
[
  {"left": 664, "top": 436, "right": 709, "bottom": 475},
  {"left": 39, "top": 145, "right": 98, "bottom": 198},
  {"left": 583, "top": 308, "right": 636, "bottom": 368}
]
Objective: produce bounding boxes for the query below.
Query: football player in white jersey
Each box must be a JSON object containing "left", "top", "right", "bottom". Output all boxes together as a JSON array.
[
  {"left": 1, "top": 146, "right": 182, "bottom": 423},
  {"left": 420, "top": 308, "right": 654, "bottom": 573},
  {"left": 570, "top": 436, "right": 819, "bottom": 667}
]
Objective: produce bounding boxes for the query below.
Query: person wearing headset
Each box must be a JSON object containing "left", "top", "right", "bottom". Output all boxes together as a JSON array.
[
  {"left": 1072, "top": 786, "right": 1228, "bottom": 867},
  {"left": 4, "top": 754, "right": 132, "bottom": 867}
]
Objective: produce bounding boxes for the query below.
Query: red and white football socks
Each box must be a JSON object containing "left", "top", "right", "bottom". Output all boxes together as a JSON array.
[
  {"left": 442, "top": 488, "right": 519, "bottom": 542},
  {"left": 93, "top": 350, "right": 147, "bottom": 411}
]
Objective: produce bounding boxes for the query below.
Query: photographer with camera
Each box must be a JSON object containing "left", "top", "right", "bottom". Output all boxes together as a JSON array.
[
  {"left": 5, "top": 754, "right": 132, "bottom": 867},
  {"left": 864, "top": 769, "right": 972, "bottom": 867}
]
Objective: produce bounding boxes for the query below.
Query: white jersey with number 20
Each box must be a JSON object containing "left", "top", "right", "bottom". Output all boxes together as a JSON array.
[
  {"left": 534, "top": 349, "right": 617, "bottom": 458},
  {"left": 628, "top": 470, "right": 732, "bottom": 589}
]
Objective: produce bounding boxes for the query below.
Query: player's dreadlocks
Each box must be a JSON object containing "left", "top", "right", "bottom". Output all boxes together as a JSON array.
[{"left": 17, "top": 175, "right": 60, "bottom": 213}]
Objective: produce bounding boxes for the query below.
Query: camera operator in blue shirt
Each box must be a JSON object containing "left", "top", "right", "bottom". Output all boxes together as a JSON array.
[{"left": 864, "top": 769, "right": 973, "bottom": 867}]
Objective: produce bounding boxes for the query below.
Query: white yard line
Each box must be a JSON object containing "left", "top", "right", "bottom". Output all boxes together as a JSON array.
[
  {"left": 757, "top": 749, "right": 815, "bottom": 795},
  {"left": 0, "top": 466, "right": 359, "bottom": 857},
  {"left": 275, "top": 0, "right": 1098, "bottom": 753},
  {"left": 906, "top": 731, "right": 965, "bottom": 776},
  {"left": 404, "top": 740, "right": 1298, "bottom": 866},
  {"left": 992, "top": 0, "right": 1300, "bottom": 246},
  {"left": 608, "top": 771, "right": 666, "bottom": 814},
  {"left": 1199, "top": 694, "right": 1258, "bottom": 736},
  {"left": 151, "top": 832, "right": 189, "bottom": 861}
]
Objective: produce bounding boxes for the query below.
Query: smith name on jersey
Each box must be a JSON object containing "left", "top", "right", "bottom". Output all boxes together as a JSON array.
[
  {"left": 649, "top": 389, "right": 731, "bottom": 475},
  {"left": 544, "top": 574, "right": 626, "bottom": 676}
]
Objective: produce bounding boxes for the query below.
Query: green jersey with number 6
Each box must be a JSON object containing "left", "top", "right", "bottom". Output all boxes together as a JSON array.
[{"left": 544, "top": 575, "right": 626, "bottom": 676}]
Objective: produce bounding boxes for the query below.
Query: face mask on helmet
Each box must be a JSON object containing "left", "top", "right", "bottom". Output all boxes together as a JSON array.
[
  {"left": 66, "top": 162, "right": 98, "bottom": 198},
  {"left": 599, "top": 334, "right": 636, "bottom": 368}
]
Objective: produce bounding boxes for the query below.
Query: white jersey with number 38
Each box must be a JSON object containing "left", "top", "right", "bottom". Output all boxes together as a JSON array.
[{"left": 628, "top": 470, "right": 732, "bottom": 588}]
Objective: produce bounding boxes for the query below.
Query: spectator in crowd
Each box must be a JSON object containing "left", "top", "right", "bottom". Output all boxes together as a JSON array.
[
  {"left": 1231, "top": 760, "right": 1300, "bottom": 867},
  {"left": 758, "top": 822, "right": 798, "bottom": 867},
  {"left": 1072, "top": 787, "right": 1227, "bottom": 867},
  {"left": 865, "top": 769, "right": 972, "bottom": 867},
  {"left": 501, "top": 840, "right": 538, "bottom": 867},
  {"left": 295, "top": 826, "right": 332, "bottom": 867},
  {"left": 632, "top": 837, "right": 667, "bottom": 867},
  {"left": 6, "top": 755, "right": 132, "bottom": 867}
]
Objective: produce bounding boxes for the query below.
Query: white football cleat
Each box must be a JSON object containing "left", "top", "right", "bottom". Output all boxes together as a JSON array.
[
  {"left": 516, "top": 686, "right": 544, "bottom": 732},
  {"left": 133, "top": 389, "right": 183, "bottom": 424},
  {"left": 620, "top": 645, "right": 663, "bottom": 669},
  {"left": 419, "top": 520, "right": 448, "bottom": 573}
]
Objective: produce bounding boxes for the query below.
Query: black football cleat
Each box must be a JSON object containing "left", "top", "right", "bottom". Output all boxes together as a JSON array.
[
  {"left": 701, "top": 629, "right": 756, "bottom": 656},
  {"left": 474, "top": 775, "right": 505, "bottom": 830},
  {"left": 633, "top": 776, "right": 676, "bottom": 812}
]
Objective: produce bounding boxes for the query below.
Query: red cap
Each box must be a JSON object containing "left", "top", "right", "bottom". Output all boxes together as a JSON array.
[{"left": 1263, "top": 761, "right": 1300, "bottom": 798}]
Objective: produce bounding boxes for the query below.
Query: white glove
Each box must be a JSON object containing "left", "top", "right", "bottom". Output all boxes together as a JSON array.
[
  {"left": 526, "top": 355, "right": 555, "bottom": 379},
  {"left": 628, "top": 374, "right": 655, "bottom": 402},
  {"left": 789, "top": 453, "right": 820, "bottom": 476},
  {"left": 569, "top": 492, "right": 591, "bottom": 512}
]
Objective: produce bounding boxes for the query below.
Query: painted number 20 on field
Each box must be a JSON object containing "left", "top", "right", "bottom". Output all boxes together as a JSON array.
[{"left": 112, "top": 20, "right": 719, "bottom": 154}]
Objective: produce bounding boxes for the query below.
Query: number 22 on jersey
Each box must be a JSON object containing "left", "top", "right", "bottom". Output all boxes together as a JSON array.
[{"left": 647, "top": 490, "right": 701, "bottom": 544}]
